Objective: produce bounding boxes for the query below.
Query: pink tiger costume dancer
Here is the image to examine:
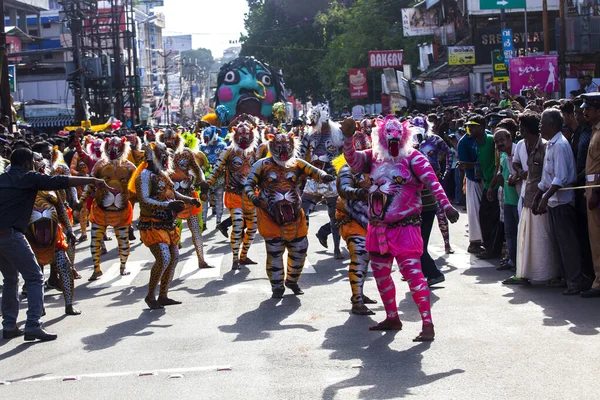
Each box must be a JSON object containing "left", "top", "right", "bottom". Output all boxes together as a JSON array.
[{"left": 341, "top": 116, "right": 459, "bottom": 341}]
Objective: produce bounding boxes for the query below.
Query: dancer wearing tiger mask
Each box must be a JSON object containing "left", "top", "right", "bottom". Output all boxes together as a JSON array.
[
  {"left": 26, "top": 153, "right": 81, "bottom": 315},
  {"left": 206, "top": 114, "right": 258, "bottom": 270},
  {"left": 70, "top": 135, "right": 94, "bottom": 242},
  {"left": 299, "top": 104, "right": 344, "bottom": 259},
  {"left": 244, "top": 127, "right": 334, "bottom": 298},
  {"left": 341, "top": 116, "right": 459, "bottom": 342},
  {"left": 199, "top": 126, "right": 227, "bottom": 229},
  {"left": 158, "top": 129, "right": 212, "bottom": 269},
  {"left": 80, "top": 135, "right": 136, "bottom": 281},
  {"left": 333, "top": 127, "right": 377, "bottom": 315},
  {"left": 131, "top": 142, "right": 201, "bottom": 309}
]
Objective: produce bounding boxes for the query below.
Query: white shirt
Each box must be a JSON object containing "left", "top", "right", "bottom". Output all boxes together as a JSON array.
[
  {"left": 537, "top": 132, "right": 576, "bottom": 207},
  {"left": 585, "top": 81, "right": 599, "bottom": 93},
  {"left": 512, "top": 139, "right": 528, "bottom": 198}
]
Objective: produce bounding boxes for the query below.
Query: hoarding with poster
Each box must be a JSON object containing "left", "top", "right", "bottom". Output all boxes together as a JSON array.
[
  {"left": 401, "top": 8, "right": 439, "bottom": 37},
  {"left": 348, "top": 68, "right": 369, "bottom": 99},
  {"left": 509, "top": 55, "right": 559, "bottom": 95},
  {"left": 432, "top": 76, "right": 470, "bottom": 105}
]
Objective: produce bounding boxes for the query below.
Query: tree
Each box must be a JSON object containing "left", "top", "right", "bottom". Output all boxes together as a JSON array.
[
  {"left": 180, "top": 48, "right": 214, "bottom": 84},
  {"left": 240, "top": 0, "right": 331, "bottom": 102}
]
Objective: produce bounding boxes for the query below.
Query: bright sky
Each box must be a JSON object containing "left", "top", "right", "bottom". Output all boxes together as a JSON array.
[{"left": 156, "top": 0, "right": 248, "bottom": 58}]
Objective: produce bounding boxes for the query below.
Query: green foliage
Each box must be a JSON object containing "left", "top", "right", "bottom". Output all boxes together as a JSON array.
[
  {"left": 242, "top": 0, "right": 423, "bottom": 106},
  {"left": 180, "top": 48, "right": 215, "bottom": 83}
]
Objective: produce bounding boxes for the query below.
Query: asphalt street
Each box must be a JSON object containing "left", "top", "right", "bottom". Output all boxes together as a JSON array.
[{"left": 1, "top": 205, "right": 598, "bottom": 400}]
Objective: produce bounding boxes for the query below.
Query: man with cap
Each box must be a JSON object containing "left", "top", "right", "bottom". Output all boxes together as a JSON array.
[{"left": 581, "top": 93, "right": 600, "bottom": 297}]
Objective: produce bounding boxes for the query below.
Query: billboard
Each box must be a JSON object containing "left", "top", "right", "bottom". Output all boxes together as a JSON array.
[
  {"left": 402, "top": 8, "right": 439, "bottom": 37},
  {"left": 368, "top": 51, "right": 404, "bottom": 69},
  {"left": 164, "top": 35, "right": 193, "bottom": 53},
  {"left": 348, "top": 68, "right": 368, "bottom": 99},
  {"left": 509, "top": 55, "right": 559, "bottom": 94},
  {"left": 433, "top": 76, "right": 470, "bottom": 105},
  {"left": 448, "top": 46, "right": 476, "bottom": 65}
]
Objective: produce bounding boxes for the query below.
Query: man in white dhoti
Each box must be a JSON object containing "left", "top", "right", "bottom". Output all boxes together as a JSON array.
[{"left": 503, "top": 111, "right": 560, "bottom": 285}]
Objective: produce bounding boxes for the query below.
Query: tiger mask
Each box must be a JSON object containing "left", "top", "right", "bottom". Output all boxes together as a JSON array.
[
  {"left": 103, "top": 136, "right": 130, "bottom": 162},
  {"left": 266, "top": 128, "right": 297, "bottom": 168},
  {"left": 145, "top": 141, "right": 172, "bottom": 174},
  {"left": 232, "top": 122, "right": 258, "bottom": 155},
  {"left": 157, "top": 129, "right": 184, "bottom": 153}
]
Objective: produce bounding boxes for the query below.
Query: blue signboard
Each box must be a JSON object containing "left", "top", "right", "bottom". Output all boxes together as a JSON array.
[{"left": 502, "top": 29, "right": 514, "bottom": 65}]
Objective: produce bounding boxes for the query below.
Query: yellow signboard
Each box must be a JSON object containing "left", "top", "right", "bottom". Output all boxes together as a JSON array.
[{"left": 448, "top": 46, "right": 476, "bottom": 66}]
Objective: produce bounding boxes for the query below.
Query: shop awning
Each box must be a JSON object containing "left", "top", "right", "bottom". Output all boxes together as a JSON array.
[{"left": 27, "top": 116, "right": 75, "bottom": 128}]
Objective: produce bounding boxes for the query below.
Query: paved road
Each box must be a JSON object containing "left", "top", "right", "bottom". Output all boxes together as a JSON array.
[{"left": 1, "top": 206, "right": 598, "bottom": 399}]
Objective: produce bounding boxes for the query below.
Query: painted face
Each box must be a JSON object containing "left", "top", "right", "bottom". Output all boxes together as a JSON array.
[
  {"left": 149, "top": 142, "right": 171, "bottom": 172},
  {"left": 104, "top": 137, "right": 128, "bottom": 161},
  {"left": 203, "top": 126, "right": 220, "bottom": 145},
  {"left": 353, "top": 131, "right": 372, "bottom": 151},
  {"left": 145, "top": 130, "right": 156, "bottom": 143},
  {"left": 125, "top": 134, "right": 139, "bottom": 149},
  {"left": 91, "top": 139, "right": 103, "bottom": 158},
  {"left": 233, "top": 122, "right": 255, "bottom": 150},
  {"left": 267, "top": 129, "right": 296, "bottom": 165},
  {"left": 160, "top": 129, "right": 181, "bottom": 151},
  {"left": 359, "top": 118, "right": 373, "bottom": 135},
  {"left": 216, "top": 56, "right": 283, "bottom": 121},
  {"left": 33, "top": 152, "right": 48, "bottom": 174},
  {"left": 375, "top": 116, "right": 410, "bottom": 158},
  {"left": 309, "top": 104, "right": 329, "bottom": 126}
]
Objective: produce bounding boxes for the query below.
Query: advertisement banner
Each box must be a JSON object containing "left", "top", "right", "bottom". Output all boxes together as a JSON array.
[
  {"left": 448, "top": 46, "right": 476, "bottom": 65},
  {"left": 432, "top": 76, "right": 470, "bottom": 105},
  {"left": 349, "top": 68, "right": 369, "bottom": 99},
  {"left": 402, "top": 8, "right": 439, "bottom": 37},
  {"left": 492, "top": 50, "right": 509, "bottom": 82},
  {"left": 368, "top": 51, "right": 404, "bottom": 69},
  {"left": 509, "top": 55, "right": 559, "bottom": 94}
]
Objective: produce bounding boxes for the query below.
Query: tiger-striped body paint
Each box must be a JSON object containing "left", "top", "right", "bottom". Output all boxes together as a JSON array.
[
  {"left": 245, "top": 129, "right": 330, "bottom": 293},
  {"left": 343, "top": 116, "right": 453, "bottom": 329},
  {"left": 81, "top": 137, "right": 136, "bottom": 279},
  {"left": 206, "top": 121, "right": 258, "bottom": 267}
]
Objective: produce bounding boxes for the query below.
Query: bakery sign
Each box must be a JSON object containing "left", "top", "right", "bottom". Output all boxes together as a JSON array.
[
  {"left": 368, "top": 50, "right": 404, "bottom": 69},
  {"left": 348, "top": 68, "right": 369, "bottom": 99}
]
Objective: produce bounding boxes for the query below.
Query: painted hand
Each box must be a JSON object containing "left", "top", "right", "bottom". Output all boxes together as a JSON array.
[
  {"left": 445, "top": 206, "right": 460, "bottom": 223},
  {"left": 168, "top": 200, "right": 186, "bottom": 213},
  {"left": 322, "top": 174, "right": 335, "bottom": 183},
  {"left": 341, "top": 117, "right": 357, "bottom": 138}
]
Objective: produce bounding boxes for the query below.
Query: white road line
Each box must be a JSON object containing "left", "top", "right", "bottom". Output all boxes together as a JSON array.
[
  {"left": 178, "top": 255, "right": 223, "bottom": 280},
  {"left": 3, "top": 365, "right": 227, "bottom": 385},
  {"left": 87, "top": 261, "right": 147, "bottom": 288}
]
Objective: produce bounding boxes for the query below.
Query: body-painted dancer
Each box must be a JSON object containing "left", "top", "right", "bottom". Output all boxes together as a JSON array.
[
  {"left": 158, "top": 129, "right": 212, "bottom": 268},
  {"left": 199, "top": 126, "right": 227, "bottom": 227},
  {"left": 26, "top": 153, "right": 80, "bottom": 315},
  {"left": 341, "top": 116, "right": 459, "bottom": 341},
  {"left": 299, "top": 104, "right": 344, "bottom": 259},
  {"left": 413, "top": 115, "right": 454, "bottom": 254},
  {"left": 80, "top": 136, "right": 136, "bottom": 281},
  {"left": 132, "top": 142, "right": 201, "bottom": 309},
  {"left": 244, "top": 127, "right": 333, "bottom": 298},
  {"left": 333, "top": 129, "right": 377, "bottom": 315},
  {"left": 206, "top": 116, "right": 259, "bottom": 270}
]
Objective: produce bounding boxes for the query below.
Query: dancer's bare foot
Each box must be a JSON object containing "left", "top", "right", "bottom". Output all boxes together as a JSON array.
[
  {"left": 65, "top": 305, "right": 82, "bottom": 315},
  {"left": 334, "top": 250, "right": 344, "bottom": 260},
  {"left": 100, "top": 247, "right": 107, "bottom": 255},
  {"left": 231, "top": 261, "right": 240, "bottom": 270},
  {"left": 145, "top": 295, "right": 164, "bottom": 309},
  {"left": 72, "top": 268, "right": 82, "bottom": 279},
  {"left": 271, "top": 288, "right": 285, "bottom": 298},
  {"left": 119, "top": 268, "right": 131, "bottom": 276},
  {"left": 369, "top": 318, "right": 403, "bottom": 331},
  {"left": 445, "top": 245, "right": 455, "bottom": 254},
  {"left": 413, "top": 324, "right": 435, "bottom": 342},
  {"left": 352, "top": 304, "right": 375, "bottom": 315},
  {"left": 285, "top": 281, "right": 304, "bottom": 295},
  {"left": 239, "top": 257, "right": 257, "bottom": 265},
  {"left": 88, "top": 270, "right": 103, "bottom": 281},
  {"left": 157, "top": 296, "right": 182, "bottom": 306},
  {"left": 198, "top": 260, "right": 214, "bottom": 269}
]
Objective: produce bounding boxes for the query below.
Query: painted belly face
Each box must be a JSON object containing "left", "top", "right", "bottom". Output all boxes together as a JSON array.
[
  {"left": 260, "top": 161, "right": 302, "bottom": 225},
  {"left": 97, "top": 164, "right": 131, "bottom": 210},
  {"left": 419, "top": 137, "right": 440, "bottom": 173},
  {"left": 369, "top": 159, "right": 419, "bottom": 222},
  {"left": 27, "top": 192, "right": 58, "bottom": 249}
]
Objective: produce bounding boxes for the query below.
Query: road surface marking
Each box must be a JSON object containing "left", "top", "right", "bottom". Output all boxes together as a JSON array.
[{"left": 87, "top": 261, "right": 147, "bottom": 288}]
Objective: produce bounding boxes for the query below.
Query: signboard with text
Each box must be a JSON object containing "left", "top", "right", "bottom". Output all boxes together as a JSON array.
[
  {"left": 368, "top": 51, "right": 403, "bottom": 69},
  {"left": 8, "top": 65, "right": 16, "bottom": 93},
  {"left": 492, "top": 50, "right": 509, "bottom": 82},
  {"left": 480, "top": 0, "right": 526, "bottom": 9},
  {"left": 502, "top": 29, "right": 514, "bottom": 64},
  {"left": 448, "top": 46, "right": 476, "bottom": 65},
  {"left": 401, "top": 8, "right": 439, "bottom": 37},
  {"left": 432, "top": 76, "right": 470, "bottom": 105},
  {"left": 348, "top": 68, "right": 369, "bottom": 99},
  {"left": 509, "top": 55, "right": 559, "bottom": 94}
]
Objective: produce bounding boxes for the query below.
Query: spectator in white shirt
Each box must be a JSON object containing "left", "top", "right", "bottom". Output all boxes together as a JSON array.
[
  {"left": 534, "top": 108, "right": 590, "bottom": 295},
  {"left": 584, "top": 75, "right": 599, "bottom": 93}
]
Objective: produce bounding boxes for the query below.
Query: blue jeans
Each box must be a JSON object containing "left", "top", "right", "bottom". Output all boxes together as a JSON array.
[
  {"left": 503, "top": 204, "right": 519, "bottom": 267},
  {"left": 0, "top": 231, "right": 44, "bottom": 331},
  {"left": 454, "top": 168, "right": 462, "bottom": 203}
]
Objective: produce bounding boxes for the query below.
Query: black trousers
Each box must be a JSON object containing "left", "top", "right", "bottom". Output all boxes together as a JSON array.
[
  {"left": 548, "top": 204, "right": 586, "bottom": 289},
  {"left": 421, "top": 209, "right": 443, "bottom": 279},
  {"left": 479, "top": 189, "right": 504, "bottom": 256}
]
